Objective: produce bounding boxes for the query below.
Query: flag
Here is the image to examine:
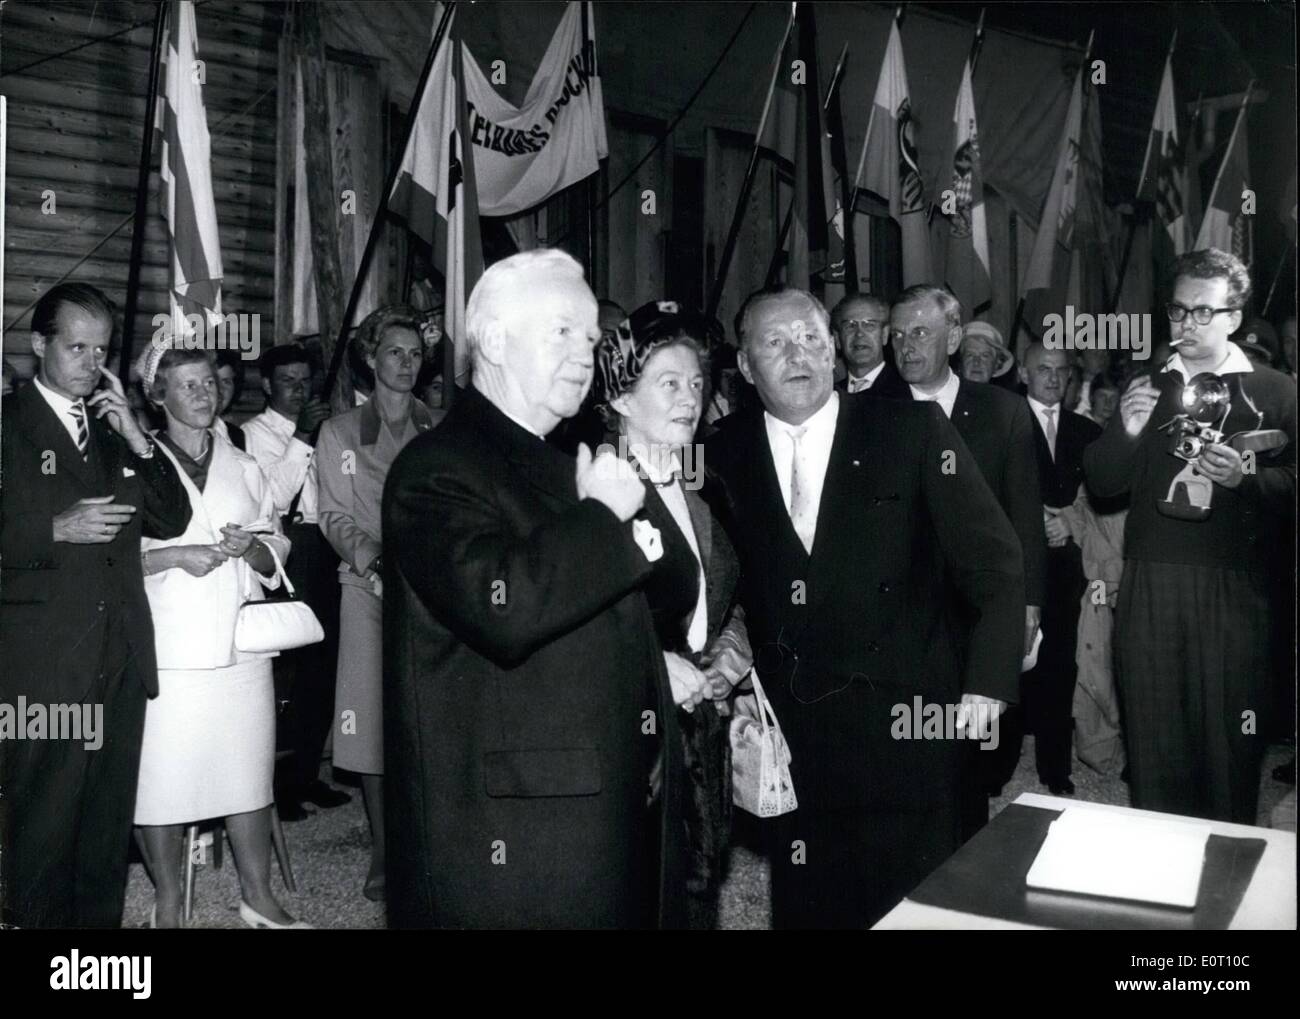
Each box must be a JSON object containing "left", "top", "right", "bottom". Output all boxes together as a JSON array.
[
  {"left": 823, "top": 45, "right": 857, "bottom": 301},
  {"left": 1196, "top": 92, "right": 1251, "bottom": 263},
  {"left": 1021, "top": 50, "right": 1087, "bottom": 299},
  {"left": 460, "top": 2, "right": 607, "bottom": 216},
  {"left": 389, "top": 5, "right": 484, "bottom": 385},
  {"left": 1137, "top": 44, "right": 1191, "bottom": 255},
  {"left": 856, "top": 18, "right": 931, "bottom": 287},
  {"left": 755, "top": 3, "right": 840, "bottom": 295},
  {"left": 942, "top": 54, "right": 991, "bottom": 313},
  {"left": 157, "top": 0, "right": 222, "bottom": 330}
]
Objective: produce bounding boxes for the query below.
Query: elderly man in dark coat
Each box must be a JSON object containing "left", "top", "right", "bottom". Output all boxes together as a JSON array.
[{"left": 382, "top": 249, "right": 687, "bottom": 929}]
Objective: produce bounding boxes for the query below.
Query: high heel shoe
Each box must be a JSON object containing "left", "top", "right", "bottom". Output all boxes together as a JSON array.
[{"left": 239, "top": 900, "right": 313, "bottom": 929}]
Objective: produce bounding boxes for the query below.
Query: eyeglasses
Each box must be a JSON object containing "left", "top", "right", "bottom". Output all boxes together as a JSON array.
[
  {"left": 838, "top": 318, "right": 885, "bottom": 335},
  {"left": 1165, "top": 303, "right": 1240, "bottom": 325}
]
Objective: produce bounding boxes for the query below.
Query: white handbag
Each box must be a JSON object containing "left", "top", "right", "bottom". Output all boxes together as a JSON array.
[
  {"left": 234, "top": 540, "right": 324, "bottom": 654},
  {"left": 729, "top": 669, "right": 798, "bottom": 817}
]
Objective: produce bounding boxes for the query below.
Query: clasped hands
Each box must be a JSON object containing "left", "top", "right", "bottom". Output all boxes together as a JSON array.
[
  {"left": 664, "top": 642, "right": 751, "bottom": 713},
  {"left": 165, "top": 524, "right": 268, "bottom": 577}
]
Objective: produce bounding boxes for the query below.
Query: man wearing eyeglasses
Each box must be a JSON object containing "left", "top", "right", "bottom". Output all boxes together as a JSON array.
[
  {"left": 830, "top": 294, "right": 908, "bottom": 398},
  {"left": 1085, "top": 248, "right": 1297, "bottom": 824}
]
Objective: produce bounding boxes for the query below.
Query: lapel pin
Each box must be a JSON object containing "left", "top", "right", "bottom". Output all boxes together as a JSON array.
[{"left": 852, "top": 459, "right": 861, "bottom": 468}]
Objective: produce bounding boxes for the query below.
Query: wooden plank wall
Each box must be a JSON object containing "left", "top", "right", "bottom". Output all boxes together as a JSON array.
[{"left": 1, "top": 0, "right": 284, "bottom": 380}]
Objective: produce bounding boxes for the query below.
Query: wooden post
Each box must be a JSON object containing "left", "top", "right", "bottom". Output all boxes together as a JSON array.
[
  {"left": 120, "top": 0, "right": 169, "bottom": 377},
  {"left": 296, "top": 0, "right": 352, "bottom": 411},
  {"left": 319, "top": 0, "right": 457, "bottom": 409}
]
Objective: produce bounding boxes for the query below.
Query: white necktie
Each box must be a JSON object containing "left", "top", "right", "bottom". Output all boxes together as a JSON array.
[
  {"left": 787, "top": 427, "right": 816, "bottom": 555},
  {"left": 1042, "top": 407, "right": 1058, "bottom": 460}
]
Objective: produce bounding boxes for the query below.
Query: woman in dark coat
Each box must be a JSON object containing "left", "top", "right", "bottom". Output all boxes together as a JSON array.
[{"left": 593, "top": 301, "right": 752, "bottom": 928}]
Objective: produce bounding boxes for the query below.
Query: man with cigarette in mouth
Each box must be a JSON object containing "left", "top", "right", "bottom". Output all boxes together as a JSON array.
[
  {"left": 1085, "top": 249, "right": 1297, "bottom": 823},
  {"left": 1, "top": 283, "right": 191, "bottom": 928}
]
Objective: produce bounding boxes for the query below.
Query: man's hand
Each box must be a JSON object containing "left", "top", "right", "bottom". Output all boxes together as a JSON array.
[
  {"left": 575, "top": 442, "right": 645, "bottom": 522},
  {"left": 52, "top": 495, "right": 137, "bottom": 544},
  {"left": 87, "top": 366, "right": 150, "bottom": 453},
  {"left": 170, "top": 544, "right": 231, "bottom": 577},
  {"left": 1024, "top": 605, "right": 1042, "bottom": 658},
  {"left": 293, "top": 399, "right": 331, "bottom": 443},
  {"left": 1196, "top": 442, "right": 1245, "bottom": 489},
  {"left": 1044, "top": 506, "right": 1071, "bottom": 547},
  {"left": 957, "top": 693, "right": 1006, "bottom": 742},
  {"left": 1118, "top": 376, "right": 1161, "bottom": 437},
  {"left": 663, "top": 651, "right": 710, "bottom": 712}
]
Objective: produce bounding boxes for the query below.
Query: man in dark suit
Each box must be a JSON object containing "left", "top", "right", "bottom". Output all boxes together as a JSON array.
[
  {"left": 706, "top": 286, "right": 1024, "bottom": 928},
  {"left": 382, "top": 249, "right": 688, "bottom": 928},
  {"left": 1019, "top": 341, "right": 1102, "bottom": 794},
  {"left": 887, "top": 286, "right": 1047, "bottom": 835},
  {"left": 830, "top": 293, "right": 909, "bottom": 398},
  {"left": 0, "top": 283, "right": 191, "bottom": 928}
]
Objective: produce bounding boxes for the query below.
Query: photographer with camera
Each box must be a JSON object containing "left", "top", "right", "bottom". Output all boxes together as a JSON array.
[{"left": 1084, "top": 248, "right": 1297, "bottom": 824}]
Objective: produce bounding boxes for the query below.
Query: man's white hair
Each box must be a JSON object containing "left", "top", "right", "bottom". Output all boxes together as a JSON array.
[{"left": 465, "top": 248, "right": 587, "bottom": 359}]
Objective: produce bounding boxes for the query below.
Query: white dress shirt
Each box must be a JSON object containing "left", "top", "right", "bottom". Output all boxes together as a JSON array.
[
  {"left": 764, "top": 392, "right": 839, "bottom": 539},
  {"left": 845, "top": 360, "right": 887, "bottom": 394},
  {"left": 1027, "top": 395, "right": 1061, "bottom": 460},
  {"left": 1163, "top": 341, "right": 1255, "bottom": 382},
  {"left": 908, "top": 368, "right": 961, "bottom": 419},
  {"left": 243, "top": 406, "right": 318, "bottom": 523},
  {"left": 32, "top": 375, "right": 86, "bottom": 449},
  {"left": 636, "top": 451, "right": 708, "bottom": 653}
]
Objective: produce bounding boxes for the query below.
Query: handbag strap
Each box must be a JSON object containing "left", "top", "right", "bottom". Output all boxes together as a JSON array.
[
  {"left": 749, "top": 669, "right": 777, "bottom": 739},
  {"left": 259, "top": 539, "right": 296, "bottom": 597}
]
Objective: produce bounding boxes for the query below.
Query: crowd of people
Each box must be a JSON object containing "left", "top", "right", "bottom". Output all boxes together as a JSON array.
[{"left": 0, "top": 244, "right": 1294, "bottom": 929}]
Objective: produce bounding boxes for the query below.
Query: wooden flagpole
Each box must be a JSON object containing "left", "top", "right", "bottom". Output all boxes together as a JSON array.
[
  {"left": 320, "top": 0, "right": 458, "bottom": 407},
  {"left": 705, "top": 2, "right": 796, "bottom": 320},
  {"left": 120, "top": 0, "right": 169, "bottom": 378}
]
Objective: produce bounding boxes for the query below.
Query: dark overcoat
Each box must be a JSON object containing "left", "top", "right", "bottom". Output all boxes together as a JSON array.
[{"left": 382, "top": 384, "right": 687, "bottom": 929}]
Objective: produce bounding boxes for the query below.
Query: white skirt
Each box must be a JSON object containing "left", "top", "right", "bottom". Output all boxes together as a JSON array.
[{"left": 134, "top": 659, "right": 275, "bottom": 826}]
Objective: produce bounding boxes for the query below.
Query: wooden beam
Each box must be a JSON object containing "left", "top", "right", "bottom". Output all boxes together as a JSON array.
[{"left": 296, "top": 0, "right": 352, "bottom": 408}]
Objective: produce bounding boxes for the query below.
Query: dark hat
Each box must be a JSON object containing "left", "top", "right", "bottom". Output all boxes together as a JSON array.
[
  {"left": 593, "top": 300, "right": 722, "bottom": 408},
  {"left": 1234, "top": 317, "right": 1278, "bottom": 365}
]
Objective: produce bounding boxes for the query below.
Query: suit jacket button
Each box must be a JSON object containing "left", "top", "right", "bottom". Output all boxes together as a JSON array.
[
  {"left": 97, "top": 601, "right": 106, "bottom": 612},
  {"left": 868, "top": 641, "right": 881, "bottom": 653},
  {"left": 878, "top": 581, "right": 890, "bottom": 593}
]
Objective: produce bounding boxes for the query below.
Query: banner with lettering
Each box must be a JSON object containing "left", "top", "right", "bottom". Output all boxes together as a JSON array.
[{"left": 460, "top": 1, "right": 607, "bottom": 217}]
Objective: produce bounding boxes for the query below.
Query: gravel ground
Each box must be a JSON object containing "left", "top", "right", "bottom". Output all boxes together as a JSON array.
[{"left": 120, "top": 740, "right": 1295, "bottom": 930}]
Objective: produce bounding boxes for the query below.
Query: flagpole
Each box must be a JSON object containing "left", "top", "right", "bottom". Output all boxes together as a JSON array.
[
  {"left": 1197, "top": 79, "right": 1254, "bottom": 249},
  {"left": 706, "top": 2, "right": 796, "bottom": 319},
  {"left": 1110, "top": 31, "right": 1176, "bottom": 312},
  {"left": 120, "top": 0, "right": 170, "bottom": 377},
  {"left": 970, "top": 8, "right": 986, "bottom": 75},
  {"left": 321, "top": 0, "right": 458, "bottom": 405},
  {"left": 1011, "top": 30, "right": 1093, "bottom": 351},
  {"left": 825, "top": 42, "right": 857, "bottom": 294}
]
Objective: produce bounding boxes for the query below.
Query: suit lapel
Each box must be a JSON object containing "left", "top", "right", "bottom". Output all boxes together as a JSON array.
[{"left": 14, "top": 385, "right": 101, "bottom": 490}]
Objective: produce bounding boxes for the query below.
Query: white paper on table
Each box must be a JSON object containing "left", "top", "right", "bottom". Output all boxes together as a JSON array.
[
  {"left": 1020, "top": 626, "right": 1043, "bottom": 672},
  {"left": 1026, "top": 808, "right": 1211, "bottom": 909}
]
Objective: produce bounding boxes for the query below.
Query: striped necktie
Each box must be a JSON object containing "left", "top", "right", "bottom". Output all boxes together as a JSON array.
[{"left": 68, "top": 402, "right": 89, "bottom": 459}]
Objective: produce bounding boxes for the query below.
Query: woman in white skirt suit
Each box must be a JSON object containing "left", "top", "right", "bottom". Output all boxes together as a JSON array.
[
  {"left": 134, "top": 347, "right": 308, "bottom": 929},
  {"left": 317, "top": 306, "right": 439, "bottom": 902}
]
